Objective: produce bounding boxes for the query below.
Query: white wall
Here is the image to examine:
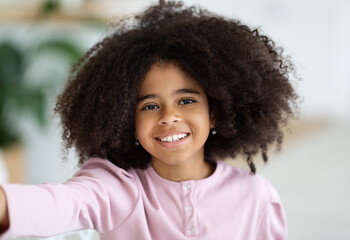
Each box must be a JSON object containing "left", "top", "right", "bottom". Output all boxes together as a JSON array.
[{"left": 184, "top": 0, "right": 350, "bottom": 119}]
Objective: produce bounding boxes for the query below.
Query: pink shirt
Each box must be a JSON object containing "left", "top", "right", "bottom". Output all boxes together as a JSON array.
[{"left": 1, "top": 158, "right": 287, "bottom": 239}]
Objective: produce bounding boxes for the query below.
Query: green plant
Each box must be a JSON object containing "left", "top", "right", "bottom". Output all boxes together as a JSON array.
[{"left": 0, "top": 39, "right": 83, "bottom": 148}]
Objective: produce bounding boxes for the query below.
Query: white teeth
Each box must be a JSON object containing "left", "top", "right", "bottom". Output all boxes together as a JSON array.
[{"left": 160, "top": 133, "right": 187, "bottom": 142}]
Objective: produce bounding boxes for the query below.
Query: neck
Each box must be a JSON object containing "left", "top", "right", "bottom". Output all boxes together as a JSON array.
[{"left": 151, "top": 158, "right": 215, "bottom": 182}]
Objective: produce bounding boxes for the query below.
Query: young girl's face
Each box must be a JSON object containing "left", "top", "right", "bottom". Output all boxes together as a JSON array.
[{"left": 135, "top": 64, "right": 214, "bottom": 171}]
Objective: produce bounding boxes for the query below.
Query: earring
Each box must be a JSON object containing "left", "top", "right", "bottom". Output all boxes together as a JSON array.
[
  {"left": 135, "top": 139, "right": 140, "bottom": 146},
  {"left": 211, "top": 129, "right": 217, "bottom": 135}
]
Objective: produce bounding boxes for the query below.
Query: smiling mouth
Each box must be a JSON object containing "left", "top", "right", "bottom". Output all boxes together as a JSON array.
[{"left": 156, "top": 133, "right": 189, "bottom": 143}]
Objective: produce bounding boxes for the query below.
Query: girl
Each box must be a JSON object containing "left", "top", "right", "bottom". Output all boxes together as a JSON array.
[{"left": 0, "top": 0, "right": 298, "bottom": 239}]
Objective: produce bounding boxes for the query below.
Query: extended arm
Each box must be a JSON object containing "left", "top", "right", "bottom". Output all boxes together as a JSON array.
[{"left": 0, "top": 158, "right": 138, "bottom": 239}]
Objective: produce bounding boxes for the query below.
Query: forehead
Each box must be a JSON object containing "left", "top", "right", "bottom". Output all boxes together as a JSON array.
[{"left": 139, "top": 64, "right": 203, "bottom": 95}]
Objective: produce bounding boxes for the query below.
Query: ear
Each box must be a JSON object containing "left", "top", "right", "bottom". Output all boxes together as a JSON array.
[{"left": 210, "top": 112, "right": 216, "bottom": 129}]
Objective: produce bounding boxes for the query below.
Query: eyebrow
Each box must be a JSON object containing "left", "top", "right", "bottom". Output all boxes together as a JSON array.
[{"left": 137, "top": 88, "right": 201, "bottom": 102}]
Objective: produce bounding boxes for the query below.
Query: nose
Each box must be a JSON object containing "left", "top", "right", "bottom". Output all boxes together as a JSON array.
[{"left": 159, "top": 106, "right": 181, "bottom": 125}]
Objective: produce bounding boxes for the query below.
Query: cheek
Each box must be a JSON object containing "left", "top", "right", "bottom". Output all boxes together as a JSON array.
[
  {"left": 135, "top": 114, "right": 153, "bottom": 139},
  {"left": 190, "top": 109, "right": 211, "bottom": 133}
]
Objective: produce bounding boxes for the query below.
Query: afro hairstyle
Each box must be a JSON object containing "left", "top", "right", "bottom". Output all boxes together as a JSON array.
[{"left": 55, "top": 0, "right": 298, "bottom": 173}]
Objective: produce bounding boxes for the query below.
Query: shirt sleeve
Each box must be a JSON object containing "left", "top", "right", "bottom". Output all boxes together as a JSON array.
[
  {"left": 257, "top": 184, "right": 288, "bottom": 240},
  {"left": 0, "top": 158, "right": 139, "bottom": 239}
]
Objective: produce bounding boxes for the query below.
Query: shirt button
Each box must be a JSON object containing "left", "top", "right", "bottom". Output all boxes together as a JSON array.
[
  {"left": 187, "top": 228, "right": 195, "bottom": 235},
  {"left": 182, "top": 184, "right": 192, "bottom": 192},
  {"left": 185, "top": 205, "right": 193, "bottom": 212}
]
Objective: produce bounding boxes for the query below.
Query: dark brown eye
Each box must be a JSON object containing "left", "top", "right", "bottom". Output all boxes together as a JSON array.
[
  {"left": 142, "top": 104, "right": 159, "bottom": 110},
  {"left": 179, "top": 99, "right": 196, "bottom": 105}
]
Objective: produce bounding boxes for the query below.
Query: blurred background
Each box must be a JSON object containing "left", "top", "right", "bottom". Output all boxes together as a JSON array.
[{"left": 0, "top": 0, "right": 349, "bottom": 239}]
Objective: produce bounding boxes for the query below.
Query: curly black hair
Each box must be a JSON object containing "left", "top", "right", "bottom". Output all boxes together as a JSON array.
[{"left": 55, "top": 0, "right": 298, "bottom": 173}]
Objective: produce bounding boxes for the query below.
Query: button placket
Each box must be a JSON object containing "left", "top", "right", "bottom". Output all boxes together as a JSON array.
[{"left": 181, "top": 181, "right": 199, "bottom": 237}]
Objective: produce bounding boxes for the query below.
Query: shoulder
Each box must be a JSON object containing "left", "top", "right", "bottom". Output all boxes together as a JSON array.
[
  {"left": 73, "top": 157, "right": 134, "bottom": 180},
  {"left": 71, "top": 157, "right": 139, "bottom": 195},
  {"left": 215, "top": 161, "right": 287, "bottom": 239},
  {"left": 67, "top": 157, "right": 140, "bottom": 231},
  {"left": 217, "top": 160, "right": 281, "bottom": 204}
]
